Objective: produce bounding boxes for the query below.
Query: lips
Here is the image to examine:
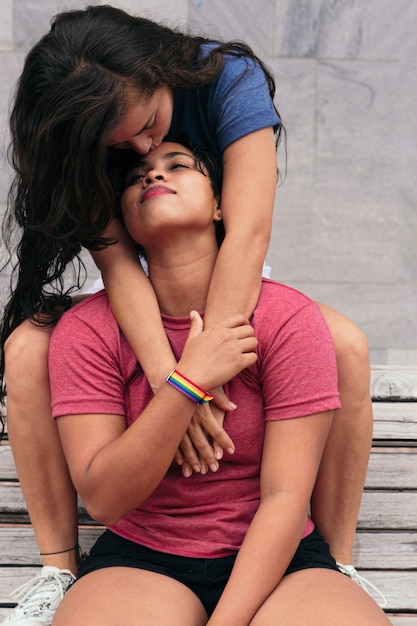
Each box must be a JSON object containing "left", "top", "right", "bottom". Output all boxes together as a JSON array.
[{"left": 141, "top": 185, "right": 175, "bottom": 203}]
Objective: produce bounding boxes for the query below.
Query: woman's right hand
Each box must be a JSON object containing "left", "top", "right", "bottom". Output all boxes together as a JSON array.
[
  {"left": 177, "top": 311, "right": 257, "bottom": 392},
  {"left": 175, "top": 390, "right": 235, "bottom": 477}
]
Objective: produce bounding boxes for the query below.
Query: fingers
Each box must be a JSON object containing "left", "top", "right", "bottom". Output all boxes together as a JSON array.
[
  {"left": 187, "top": 310, "right": 203, "bottom": 339},
  {"left": 176, "top": 401, "right": 237, "bottom": 477},
  {"left": 194, "top": 402, "right": 235, "bottom": 456},
  {"left": 178, "top": 431, "right": 203, "bottom": 477},
  {"left": 211, "top": 386, "right": 237, "bottom": 411}
]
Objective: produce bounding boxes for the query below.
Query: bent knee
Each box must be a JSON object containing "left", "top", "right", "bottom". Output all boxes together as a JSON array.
[
  {"left": 318, "top": 303, "right": 369, "bottom": 365},
  {"left": 5, "top": 321, "right": 52, "bottom": 382}
]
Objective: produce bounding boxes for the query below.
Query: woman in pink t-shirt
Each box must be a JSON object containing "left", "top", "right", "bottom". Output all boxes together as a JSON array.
[{"left": 48, "top": 140, "right": 390, "bottom": 626}]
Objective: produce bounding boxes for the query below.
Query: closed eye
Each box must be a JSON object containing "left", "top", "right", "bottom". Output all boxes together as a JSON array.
[{"left": 170, "top": 162, "right": 192, "bottom": 171}]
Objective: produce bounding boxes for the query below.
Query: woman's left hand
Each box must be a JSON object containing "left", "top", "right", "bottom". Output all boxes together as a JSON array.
[{"left": 174, "top": 387, "right": 236, "bottom": 477}]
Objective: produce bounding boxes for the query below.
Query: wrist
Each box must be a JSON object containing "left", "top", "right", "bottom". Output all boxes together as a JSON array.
[{"left": 165, "top": 369, "right": 214, "bottom": 405}]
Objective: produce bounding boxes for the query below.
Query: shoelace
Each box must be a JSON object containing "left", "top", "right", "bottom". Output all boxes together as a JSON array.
[
  {"left": 9, "top": 569, "right": 75, "bottom": 610},
  {"left": 336, "top": 562, "right": 387, "bottom": 608}
]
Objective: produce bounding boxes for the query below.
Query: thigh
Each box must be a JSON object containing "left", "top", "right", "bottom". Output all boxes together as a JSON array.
[
  {"left": 250, "top": 568, "right": 391, "bottom": 626},
  {"left": 52, "top": 567, "right": 208, "bottom": 626}
]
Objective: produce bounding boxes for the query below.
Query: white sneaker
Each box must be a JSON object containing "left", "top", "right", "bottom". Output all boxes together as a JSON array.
[
  {"left": 2, "top": 566, "right": 76, "bottom": 625},
  {"left": 336, "top": 562, "right": 387, "bottom": 608}
]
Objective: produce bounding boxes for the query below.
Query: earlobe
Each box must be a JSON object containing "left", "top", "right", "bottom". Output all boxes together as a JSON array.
[{"left": 213, "top": 203, "right": 222, "bottom": 221}]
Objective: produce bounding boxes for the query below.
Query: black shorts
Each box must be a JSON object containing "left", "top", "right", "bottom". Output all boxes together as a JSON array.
[{"left": 78, "top": 528, "right": 339, "bottom": 617}]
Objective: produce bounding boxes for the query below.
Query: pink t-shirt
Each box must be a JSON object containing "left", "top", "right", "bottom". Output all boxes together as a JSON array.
[{"left": 50, "top": 279, "right": 340, "bottom": 558}]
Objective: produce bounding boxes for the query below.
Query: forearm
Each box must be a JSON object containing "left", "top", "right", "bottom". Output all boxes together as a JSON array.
[
  {"left": 208, "top": 494, "right": 308, "bottom": 625},
  {"left": 78, "top": 384, "right": 196, "bottom": 525},
  {"left": 92, "top": 225, "right": 176, "bottom": 391},
  {"left": 105, "top": 262, "right": 176, "bottom": 390},
  {"left": 204, "top": 128, "right": 277, "bottom": 328},
  {"left": 204, "top": 230, "right": 269, "bottom": 327}
]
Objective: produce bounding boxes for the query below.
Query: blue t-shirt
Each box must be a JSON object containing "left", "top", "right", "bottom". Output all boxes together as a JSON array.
[{"left": 166, "top": 44, "right": 281, "bottom": 159}]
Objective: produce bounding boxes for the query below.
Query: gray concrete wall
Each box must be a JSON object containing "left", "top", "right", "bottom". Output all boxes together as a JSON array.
[{"left": 0, "top": 0, "right": 416, "bottom": 364}]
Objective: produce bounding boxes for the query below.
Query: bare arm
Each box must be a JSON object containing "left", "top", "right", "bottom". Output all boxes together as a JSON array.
[
  {"left": 91, "top": 220, "right": 176, "bottom": 393},
  {"left": 207, "top": 410, "right": 334, "bottom": 625},
  {"left": 94, "top": 126, "right": 277, "bottom": 382},
  {"left": 204, "top": 127, "right": 278, "bottom": 327},
  {"left": 91, "top": 224, "right": 236, "bottom": 472},
  {"left": 174, "top": 127, "right": 278, "bottom": 473},
  {"left": 91, "top": 127, "right": 276, "bottom": 471}
]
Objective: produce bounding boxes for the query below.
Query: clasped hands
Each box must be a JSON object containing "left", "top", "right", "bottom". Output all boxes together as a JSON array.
[{"left": 174, "top": 388, "right": 236, "bottom": 477}]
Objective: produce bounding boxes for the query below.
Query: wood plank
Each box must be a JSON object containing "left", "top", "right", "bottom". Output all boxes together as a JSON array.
[
  {"left": 4, "top": 445, "right": 417, "bottom": 488},
  {"left": 0, "top": 527, "right": 415, "bottom": 570},
  {"left": 373, "top": 403, "right": 417, "bottom": 440},
  {"left": 0, "top": 445, "right": 16, "bottom": 480},
  {"left": 358, "top": 571, "right": 417, "bottom": 611},
  {"left": 389, "top": 618, "right": 417, "bottom": 626},
  {"left": 0, "top": 567, "right": 42, "bottom": 603},
  {"left": 365, "top": 449, "right": 417, "bottom": 489},
  {"left": 0, "top": 526, "right": 102, "bottom": 565},
  {"left": 2, "top": 484, "right": 416, "bottom": 530},
  {"left": 353, "top": 532, "right": 417, "bottom": 569},
  {"left": 371, "top": 366, "right": 417, "bottom": 400},
  {"left": 0, "top": 484, "right": 95, "bottom": 524},
  {"left": 358, "top": 492, "right": 417, "bottom": 529},
  {"left": 0, "top": 484, "right": 27, "bottom": 516}
]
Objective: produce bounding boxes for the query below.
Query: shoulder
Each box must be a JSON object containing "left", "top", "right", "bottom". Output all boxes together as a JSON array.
[
  {"left": 199, "top": 42, "right": 268, "bottom": 91},
  {"left": 253, "top": 278, "right": 330, "bottom": 347},
  {"left": 255, "top": 278, "right": 315, "bottom": 318},
  {"left": 52, "top": 290, "right": 117, "bottom": 344}
]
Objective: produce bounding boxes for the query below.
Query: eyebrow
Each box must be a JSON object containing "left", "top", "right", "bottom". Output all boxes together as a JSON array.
[{"left": 136, "top": 151, "right": 194, "bottom": 168}]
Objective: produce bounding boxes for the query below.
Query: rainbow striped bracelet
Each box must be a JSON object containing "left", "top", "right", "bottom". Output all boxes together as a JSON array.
[{"left": 165, "top": 369, "right": 214, "bottom": 404}]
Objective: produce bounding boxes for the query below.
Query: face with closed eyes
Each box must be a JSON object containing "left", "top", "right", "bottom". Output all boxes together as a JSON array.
[
  {"left": 121, "top": 142, "right": 221, "bottom": 248},
  {"left": 107, "top": 87, "right": 174, "bottom": 154}
]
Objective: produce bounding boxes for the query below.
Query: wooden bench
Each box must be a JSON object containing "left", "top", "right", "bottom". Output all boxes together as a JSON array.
[{"left": 1, "top": 364, "right": 416, "bottom": 624}]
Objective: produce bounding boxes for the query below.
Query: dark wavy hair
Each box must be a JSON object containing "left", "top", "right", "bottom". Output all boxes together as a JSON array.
[{"left": 0, "top": 3, "right": 282, "bottom": 412}]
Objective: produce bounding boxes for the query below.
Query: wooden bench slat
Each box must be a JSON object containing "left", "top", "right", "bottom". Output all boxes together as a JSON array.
[
  {"left": 0, "top": 526, "right": 102, "bottom": 566},
  {"left": 357, "top": 492, "right": 417, "bottom": 529},
  {"left": 3, "top": 446, "right": 417, "bottom": 489},
  {"left": 372, "top": 403, "right": 417, "bottom": 440},
  {"left": 0, "top": 527, "right": 415, "bottom": 570},
  {"left": 358, "top": 571, "right": 417, "bottom": 611},
  {"left": 353, "top": 532, "right": 417, "bottom": 569},
  {"left": 365, "top": 449, "right": 417, "bottom": 489},
  {"left": 0, "top": 446, "right": 16, "bottom": 480},
  {"left": 1, "top": 484, "right": 416, "bottom": 530},
  {"left": 371, "top": 366, "right": 417, "bottom": 401}
]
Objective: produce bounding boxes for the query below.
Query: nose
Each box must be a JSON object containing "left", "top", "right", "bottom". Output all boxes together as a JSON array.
[
  {"left": 127, "top": 134, "right": 153, "bottom": 155},
  {"left": 144, "top": 169, "right": 166, "bottom": 185}
]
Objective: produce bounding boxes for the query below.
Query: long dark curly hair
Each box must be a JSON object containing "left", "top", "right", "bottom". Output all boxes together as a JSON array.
[{"left": 0, "top": 4, "right": 282, "bottom": 413}]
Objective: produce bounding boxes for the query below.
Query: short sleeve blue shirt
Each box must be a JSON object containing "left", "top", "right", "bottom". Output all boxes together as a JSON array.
[{"left": 166, "top": 44, "right": 281, "bottom": 159}]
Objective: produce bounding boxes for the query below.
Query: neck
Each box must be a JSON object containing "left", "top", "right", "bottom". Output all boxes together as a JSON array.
[{"left": 146, "top": 239, "right": 218, "bottom": 318}]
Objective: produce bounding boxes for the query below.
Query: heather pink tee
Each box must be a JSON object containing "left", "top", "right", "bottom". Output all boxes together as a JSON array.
[{"left": 50, "top": 279, "right": 340, "bottom": 558}]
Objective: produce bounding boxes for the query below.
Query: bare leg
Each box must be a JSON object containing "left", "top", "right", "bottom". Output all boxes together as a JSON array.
[
  {"left": 250, "top": 568, "right": 391, "bottom": 625},
  {"left": 312, "top": 304, "right": 373, "bottom": 564},
  {"left": 5, "top": 320, "right": 79, "bottom": 574},
  {"left": 52, "top": 568, "right": 208, "bottom": 626}
]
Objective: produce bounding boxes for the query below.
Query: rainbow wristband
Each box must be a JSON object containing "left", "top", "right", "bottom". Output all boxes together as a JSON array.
[{"left": 165, "top": 369, "right": 214, "bottom": 404}]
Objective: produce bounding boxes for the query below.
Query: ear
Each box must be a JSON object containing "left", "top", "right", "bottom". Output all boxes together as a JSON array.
[{"left": 213, "top": 202, "right": 222, "bottom": 222}]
